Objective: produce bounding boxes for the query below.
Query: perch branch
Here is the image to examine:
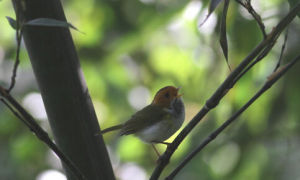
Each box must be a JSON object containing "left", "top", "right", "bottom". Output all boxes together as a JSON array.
[
  {"left": 166, "top": 53, "right": 300, "bottom": 179},
  {"left": 150, "top": 2, "right": 300, "bottom": 179}
]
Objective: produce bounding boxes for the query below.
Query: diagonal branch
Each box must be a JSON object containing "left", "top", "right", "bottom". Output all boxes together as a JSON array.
[
  {"left": 231, "top": 28, "right": 288, "bottom": 87},
  {"left": 230, "top": 37, "right": 276, "bottom": 87},
  {"left": 166, "top": 54, "right": 300, "bottom": 179},
  {"left": 274, "top": 29, "right": 289, "bottom": 72},
  {"left": 0, "top": 87, "right": 86, "bottom": 180},
  {"left": 150, "top": 2, "right": 300, "bottom": 180}
]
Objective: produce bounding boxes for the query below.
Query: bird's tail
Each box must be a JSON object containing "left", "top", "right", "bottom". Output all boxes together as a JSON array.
[{"left": 95, "top": 124, "right": 123, "bottom": 136}]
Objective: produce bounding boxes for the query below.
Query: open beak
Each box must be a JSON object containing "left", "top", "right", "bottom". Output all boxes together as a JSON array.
[{"left": 176, "top": 87, "right": 183, "bottom": 98}]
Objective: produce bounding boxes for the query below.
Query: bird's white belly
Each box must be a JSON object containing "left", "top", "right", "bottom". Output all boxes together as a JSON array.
[
  {"left": 136, "top": 97, "right": 185, "bottom": 143},
  {"left": 136, "top": 115, "right": 184, "bottom": 143}
]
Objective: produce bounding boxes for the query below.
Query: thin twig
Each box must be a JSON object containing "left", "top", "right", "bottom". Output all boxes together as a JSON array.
[
  {"left": 166, "top": 54, "right": 300, "bottom": 179},
  {"left": 230, "top": 38, "right": 276, "bottom": 87},
  {"left": 0, "top": 87, "right": 86, "bottom": 180},
  {"left": 8, "top": 0, "right": 22, "bottom": 92},
  {"left": 150, "top": 3, "right": 300, "bottom": 180},
  {"left": 8, "top": 30, "right": 22, "bottom": 92},
  {"left": 274, "top": 29, "right": 289, "bottom": 72},
  {"left": 236, "top": 0, "right": 267, "bottom": 38},
  {"left": 232, "top": 28, "right": 288, "bottom": 86}
]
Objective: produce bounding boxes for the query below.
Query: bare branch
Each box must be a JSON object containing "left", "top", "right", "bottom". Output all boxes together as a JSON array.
[
  {"left": 232, "top": 28, "right": 288, "bottom": 86},
  {"left": 8, "top": 0, "right": 22, "bottom": 92},
  {"left": 0, "top": 87, "right": 86, "bottom": 180},
  {"left": 274, "top": 29, "right": 289, "bottom": 72},
  {"left": 236, "top": 0, "right": 267, "bottom": 38},
  {"left": 150, "top": 2, "right": 300, "bottom": 180},
  {"left": 8, "top": 30, "right": 22, "bottom": 92},
  {"left": 230, "top": 38, "right": 276, "bottom": 87},
  {"left": 166, "top": 54, "right": 300, "bottom": 179}
]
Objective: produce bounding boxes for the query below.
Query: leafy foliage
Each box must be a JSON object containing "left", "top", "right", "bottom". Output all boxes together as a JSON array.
[
  {"left": 24, "top": 18, "right": 82, "bottom": 33},
  {"left": 6, "top": 16, "right": 17, "bottom": 30}
]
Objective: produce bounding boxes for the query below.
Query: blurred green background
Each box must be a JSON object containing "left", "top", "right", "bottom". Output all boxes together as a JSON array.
[{"left": 0, "top": 0, "right": 299, "bottom": 180}]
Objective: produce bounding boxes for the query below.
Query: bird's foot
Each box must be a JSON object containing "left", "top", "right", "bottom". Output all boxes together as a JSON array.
[{"left": 151, "top": 144, "right": 161, "bottom": 157}]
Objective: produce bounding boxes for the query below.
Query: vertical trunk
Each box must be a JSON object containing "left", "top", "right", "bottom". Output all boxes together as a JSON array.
[{"left": 12, "top": 0, "right": 115, "bottom": 179}]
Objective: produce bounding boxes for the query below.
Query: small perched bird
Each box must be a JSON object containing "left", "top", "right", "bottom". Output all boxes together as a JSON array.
[{"left": 98, "top": 86, "right": 185, "bottom": 154}]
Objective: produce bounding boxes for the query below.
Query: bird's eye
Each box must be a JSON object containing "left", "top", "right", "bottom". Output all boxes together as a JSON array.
[{"left": 164, "top": 92, "right": 170, "bottom": 98}]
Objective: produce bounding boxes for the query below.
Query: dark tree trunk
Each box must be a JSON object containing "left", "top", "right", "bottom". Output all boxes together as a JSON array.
[{"left": 12, "top": 0, "right": 115, "bottom": 179}]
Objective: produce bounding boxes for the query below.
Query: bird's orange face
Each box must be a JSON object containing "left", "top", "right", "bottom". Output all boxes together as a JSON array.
[{"left": 152, "top": 86, "right": 182, "bottom": 108}]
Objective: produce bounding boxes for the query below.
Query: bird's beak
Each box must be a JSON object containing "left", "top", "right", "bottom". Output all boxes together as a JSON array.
[{"left": 176, "top": 87, "right": 183, "bottom": 98}]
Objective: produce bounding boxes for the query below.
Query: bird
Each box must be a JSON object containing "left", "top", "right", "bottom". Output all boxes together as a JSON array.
[{"left": 97, "top": 86, "right": 185, "bottom": 156}]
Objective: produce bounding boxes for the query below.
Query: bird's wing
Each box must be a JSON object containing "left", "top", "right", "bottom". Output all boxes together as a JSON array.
[{"left": 120, "top": 105, "right": 170, "bottom": 135}]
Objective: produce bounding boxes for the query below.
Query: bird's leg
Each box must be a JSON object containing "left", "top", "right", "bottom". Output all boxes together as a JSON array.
[
  {"left": 151, "top": 141, "right": 173, "bottom": 164},
  {"left": 151, "top": 143, "right": 161, "bottom": 157}
]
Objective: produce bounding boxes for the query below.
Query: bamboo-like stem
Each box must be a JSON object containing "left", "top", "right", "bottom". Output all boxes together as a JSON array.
[
  {"left": 150, "top": 2, "right": 300, "bottom": 180},
  {"left": 166, "top": 54, "right": 300, "bottom": 179}
]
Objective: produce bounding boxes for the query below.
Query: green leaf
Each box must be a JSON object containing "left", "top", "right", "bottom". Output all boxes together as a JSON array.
[
  {"left": 6, "top": 16, "right": 17, "bottom": 30},
  {"left": 199, "top": 0, "right": 224, "bottom": 26},
  {"left": 219, "top": 0, "right": 231, "bottom": 70},
  {"left": 209, "top": 0, "right": 224, "bottom": 14},
  {"left": 24, "top": 18, "right": 83, "bottom": 33},
  {"left": 288, "top": 0, "right": 300, "bottom": 18}
]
